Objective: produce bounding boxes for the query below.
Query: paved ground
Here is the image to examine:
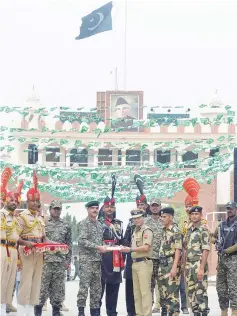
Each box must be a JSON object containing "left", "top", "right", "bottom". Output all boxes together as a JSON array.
[{"left": 10, "top": 280, "right": 226, "bottom": 316}]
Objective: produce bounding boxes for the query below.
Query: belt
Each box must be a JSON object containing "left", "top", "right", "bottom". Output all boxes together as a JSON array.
[
  {"left": 0, "top": 239, "right": 17, "bottom": 247},
  {"left": 132, "top": 257, "right": 151, "bottom": 263},
  {"left": 22, "top": 237, "right": 42, "bottom": 243}
]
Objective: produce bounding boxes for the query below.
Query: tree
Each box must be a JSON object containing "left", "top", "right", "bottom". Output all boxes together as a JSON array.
[{"left": 63, "top": 212, "right": 79, "bottom": 244}]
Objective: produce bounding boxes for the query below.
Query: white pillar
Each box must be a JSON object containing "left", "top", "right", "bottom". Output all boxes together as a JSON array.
[
  {"left": 94, "top": 149, "right": 98, "bottom": 167},
  {"left": 149, "top": 150, "right": 154, "bottom": 165},
  {"left": 38, "top": 150, "right": 44, "bottom": 166},
  {"left": 66, "top": 151, "right": 71, "bottom": 167},
  {"left": 121, "top": 150, "right": 126, "bottom": 167},
  {"left": 112, "top": 148, "right": 118, "bottom": 166}
]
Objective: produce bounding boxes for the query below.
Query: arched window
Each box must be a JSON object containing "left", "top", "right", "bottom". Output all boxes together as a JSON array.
[
  {"left": 98, "top": 149, "right": 112, "bottom": 166},
  {"left": 126, "top": 150, "right": 141, "bottom": 166},
  {"left": 182, "top": 151, "right": 198, "bottom": 168},
  {"left": 70, "top": 149, "right": 88, "bottom": 167},
  {"left": 156, "top": 150, "right": 171, "bottom": 164}
]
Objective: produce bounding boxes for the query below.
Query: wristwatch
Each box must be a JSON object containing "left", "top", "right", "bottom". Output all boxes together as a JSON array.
[{"left": 129, "top": 247, "right": 133, "bottom": 252}]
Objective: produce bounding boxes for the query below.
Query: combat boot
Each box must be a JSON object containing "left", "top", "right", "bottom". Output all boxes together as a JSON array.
[
  {"left": 232, "top": 310, "right": 237, "bottom": 316},
  {"left": 193, "top": 312, "right": 201, "bottom": 316},
  {"left": 201, "top": 312, "right": 208, "bottom": 316},
  {"left": 34, "top": 305, "right": 43, "bottom": 316},
  {"left": 161, "top": 307, "right": 167, "bottom": 316},
  {"left": 90, "top": 308, "right": 101, "bottom": 316},
  {"left": 52, "top": 306, "right": 61, "bottom": 316},
  {"left": 78, "top": 307, "right": 85, "bottom": 316},
  {"left": 6, "top": 303, "right": 17, "bottom": 313}
]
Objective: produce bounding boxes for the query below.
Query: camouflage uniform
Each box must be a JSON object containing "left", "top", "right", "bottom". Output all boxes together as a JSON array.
[
  {"left": 38, "top": 201, "right": 72, "bottom": 308},
  {"left": 214, "top": 210, "right": 237, "bottom": 314},
  {"left": 158, "top": 224, "right": 182, "bottom": 315},
  {"left": 77, "top": 216, "right": 103, "bottom": 309},
  {"left": 145, "top": 216, "right": 163, "bottom": 304},
  {"left": 184, "top": 221, "right": 210, "bottom": 314}
]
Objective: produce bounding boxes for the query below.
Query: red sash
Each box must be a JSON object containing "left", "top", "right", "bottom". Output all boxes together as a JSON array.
[{"left": 104, "top": 220, "right": 124, "bottom": 272}]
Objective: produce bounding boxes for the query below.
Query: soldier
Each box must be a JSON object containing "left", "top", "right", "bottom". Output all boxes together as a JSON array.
[
  {"left": 184, "top": 206, "right": 210, "bottom": 316},
  {"left": 213, "top": 201, "right": 237, "bottom": 316},
  {"left": 158, "top": 207, "right": 182, "bottom": 316},
  {"left": 77, "top": 200, "right": 107, "bottom": 316},
  {"left": 17, "top": 171, "right": 49, "bottom": 316},
  {"left": 121, "top": 209, "right": 153, "bottom": 316},
  {"left": 0, "top": 168, "right": 23, "bottom": 316},
  {"left": 123, "top": 217, "right": 136, "bottom": 316},
  {"left": 34, "top": 200, "right": 72, "bottom": 316},
  {"left": 144, "top": 198, "right": 163, "bottom": 314},
  {"left": 134, "top": 174, "right": 151, "bottom": 215},
  {"left": 99, "top": 195, "right": 124, "bottom": 316}
]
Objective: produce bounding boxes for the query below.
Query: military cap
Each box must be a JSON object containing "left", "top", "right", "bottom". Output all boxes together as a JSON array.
[
  {"left": 130, "top": 208, "right": 145, "bottom": 218},
  {"left": 189, "top": 206, "right": 203, "bottom": 214},
  {"left": 104, "top": 196, "right": 115, "bottom": 206},
  {"left": 85, "top": 200, "right": 100, "bottom": 208},
  {"left": 226, "top": 201, "right": 237, "bottom": 209},
  {"left": 160, "top": 207, "right": 174, "bottom": 216},
  {"left": 50, "top": 200, "right": 62, "bottom": 209},
  {"left": 150, "top": 198, "right": 161, "bottom": 206}
]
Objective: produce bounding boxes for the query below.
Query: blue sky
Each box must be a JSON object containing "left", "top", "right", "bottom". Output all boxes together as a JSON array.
[{"left": 0, "top": 0, "right": 237, "bottom": 111}]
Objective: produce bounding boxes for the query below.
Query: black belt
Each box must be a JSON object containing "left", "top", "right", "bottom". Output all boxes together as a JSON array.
[
  {"left": 132, "top": 257, "right": 151, "bottom": 263},
  {"left": 22, "top": 238, "right": 42, "bottom": 243},
  {"left": 1, "top": 239, "right": 17, "bottom": 247}
]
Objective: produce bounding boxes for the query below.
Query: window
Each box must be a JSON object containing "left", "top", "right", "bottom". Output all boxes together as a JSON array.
[
  {"left": 118, "top": 149, "right": 122, "bottom": 166},
  {"left": 70, "top": 149, "right": 88, "bottom": 167},
  {"left": 182, "top": 151, "right": 198, "bottom": 168},
  {"left": 209, "top": 148, "right": 219, "bottom": 157},
  {"left": 28, "top": 144, "right": 38, "bottom": 164},
  {"left": 126, "top": 150, "right": 140, "bottom": 166},
  {"left": 98, "top": 149, "right": 112, "bottom": 166},
  {"left": 156, "top": 150, "right": 171, "bottom": 164},
  {"left": 46, "top": 147, "right": 60, "bottom": 162}
]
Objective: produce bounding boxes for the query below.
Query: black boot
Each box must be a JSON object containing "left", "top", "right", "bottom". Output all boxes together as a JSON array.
[
  {"left": 202, "top": 312, "right": 208, "bottom": 316},
  {"left": 34, "top": 305, "right": 43, "bottom": 316},
  {"left": 193, "top": 312, "right": 201, "bottom": 316},
  {"left": 78, "top": 307, "right": 85, "bottom": 316},
  {"left": 161, "top": 307, "right": 167, "bottom": 316},
  {"left": 90, "top": 308, "right": 101, "bottom": 316},
  {"left": 52, "top": 306, "right": 62, "bottom": 316}
]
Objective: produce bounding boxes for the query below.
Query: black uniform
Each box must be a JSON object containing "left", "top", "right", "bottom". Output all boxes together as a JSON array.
[
  {"left": 99, "top": 216, "right": 124, "bottom": 316},
  {"left": 123, "top": 218, "right": 136, "bottom": 316}
]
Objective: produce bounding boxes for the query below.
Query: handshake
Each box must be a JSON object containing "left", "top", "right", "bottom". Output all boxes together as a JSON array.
[{"left": 96, "top": 245, "right": 131, "bottom": 254}]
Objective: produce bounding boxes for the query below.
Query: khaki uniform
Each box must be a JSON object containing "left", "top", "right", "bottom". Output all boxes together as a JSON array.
[
  {"left": 131, "top": 224, "right": 153, "bottom": 316},
  {"left": 0, "top": 209, "right": 19, "bottom": 304},
  {"left": 17, "top": 210, "right": 45, "bottom": 305}
]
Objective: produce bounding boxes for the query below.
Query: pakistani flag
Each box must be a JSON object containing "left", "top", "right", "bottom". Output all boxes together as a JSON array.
[{"left": 75, "top": 2, "right": 113, "bottom": 40}]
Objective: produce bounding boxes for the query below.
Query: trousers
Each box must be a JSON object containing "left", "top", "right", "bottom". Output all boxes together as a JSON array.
[
  {"left": 101, "top": 281, "right": 120, "bottom": 316},
  {"left": 17, "top": 247, "right": 43, "bottom": 305},
  {"left": 125, "top": 279, "right": 135, "bottom": 316},
  {"left": 132, "top": 260, "right": 153, "bottom": 316},
  {"left": 0, "top": 246, "right": 17, "bottom": 304}
]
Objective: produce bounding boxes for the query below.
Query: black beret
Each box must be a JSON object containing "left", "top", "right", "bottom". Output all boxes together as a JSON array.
[
  {"left": 160, "top": 207, "right": 174, "bottom": 216},
  {"left": 85, "top": 200, "right": 99, "bottom": 208},
  {"left": 189, "top": 206, "right": 203, "bottom": 214}
]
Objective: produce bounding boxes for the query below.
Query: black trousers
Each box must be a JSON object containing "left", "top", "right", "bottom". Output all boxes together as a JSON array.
[
  {"left": 125, "top": 279, "right": 135, "bottom": 316},
  {"left": 101, "top": 281, "right": 120, "bottom": 316}
]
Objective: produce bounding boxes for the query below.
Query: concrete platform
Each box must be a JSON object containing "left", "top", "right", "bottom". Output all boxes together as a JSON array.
[{"left": 9, "top": 279, "right": 225, "bottom": 316}]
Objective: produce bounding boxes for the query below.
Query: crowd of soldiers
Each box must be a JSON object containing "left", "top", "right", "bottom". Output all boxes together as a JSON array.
[{"left": 1, "top": 168, "right": 237, "bottom": 316}]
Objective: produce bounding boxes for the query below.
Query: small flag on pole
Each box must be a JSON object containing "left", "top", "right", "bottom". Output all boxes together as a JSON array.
[{"left": 75, "top": 2, "right": 113, "bottom": 40}]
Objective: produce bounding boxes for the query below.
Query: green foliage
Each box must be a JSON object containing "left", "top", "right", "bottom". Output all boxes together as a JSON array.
[{"left": 63, "top": 212, "right": 79, "bottom": 243}]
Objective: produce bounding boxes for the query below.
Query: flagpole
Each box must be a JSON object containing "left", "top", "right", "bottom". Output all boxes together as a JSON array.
[{"left": 124, "top": 0, "right": 127, "bottom": 90}]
